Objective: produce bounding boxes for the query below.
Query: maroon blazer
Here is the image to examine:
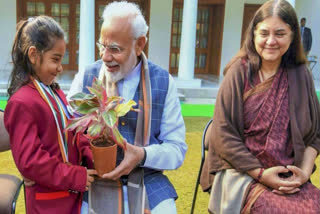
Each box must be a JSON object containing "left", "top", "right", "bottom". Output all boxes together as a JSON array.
[{"left": 4, "top": 83, "right": 93, "bottom": 214}]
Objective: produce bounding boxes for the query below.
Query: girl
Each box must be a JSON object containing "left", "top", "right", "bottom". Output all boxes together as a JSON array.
[{"left": 4, "top": 16, "right": 97, "bottom": 214}]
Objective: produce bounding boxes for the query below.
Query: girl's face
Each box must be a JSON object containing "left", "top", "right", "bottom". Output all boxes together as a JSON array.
[
  {"left": 33, "top": 39, "right": 66, "bottom": 85},
  {"left": 254, "top": 16, "right": 293, "bottom": 65}
]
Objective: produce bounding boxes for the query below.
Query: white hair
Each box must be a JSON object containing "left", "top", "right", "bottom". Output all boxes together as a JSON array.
[{"left": 102, "top": 1, "right": 149, "bottom": 38}]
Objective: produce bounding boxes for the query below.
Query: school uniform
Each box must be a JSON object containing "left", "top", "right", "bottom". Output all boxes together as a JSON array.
[{"left": 4, "top": 82, "right": 93, "bottom": 214}]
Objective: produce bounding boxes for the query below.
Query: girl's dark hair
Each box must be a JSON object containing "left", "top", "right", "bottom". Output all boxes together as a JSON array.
[
  {"left": 8, "top": 15, "right": 65, "bottom": 97},
  {"left": 224, "top": 0, "right": 306, "bottom": 81}
]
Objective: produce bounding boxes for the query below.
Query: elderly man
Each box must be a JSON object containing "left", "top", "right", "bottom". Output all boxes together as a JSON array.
[{"left": 68, "top": 2, "right": 187, "bottom": 214}]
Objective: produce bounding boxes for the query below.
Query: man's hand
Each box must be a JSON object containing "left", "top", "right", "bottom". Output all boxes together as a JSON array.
[
  {"left": 86, "top": 169, "right": 98, "bottom": 191},
  {"left": 102, "top": 143, "right": 145, "bottom": 180}
]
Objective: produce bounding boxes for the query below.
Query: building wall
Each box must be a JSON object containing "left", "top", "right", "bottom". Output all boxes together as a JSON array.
[
  {"left": 220, "top": 0, "right": 320, "bottom": 79},
  {"left": 245, "top": 0, "right": 266, "bottom": 4},
  {"left": 219, "top": 0, "right": 245, "bottom": 78},
  {"left": 296, "top": 0, "right": 320, "bottom": 80},
  {"left": 219, "top": 0, "right": 269, "bottom": 78},
  {"left": 148, "top": 0, "right": 173, "bottom": 71},
  {"left": 0, "top": 0, "right": 16, "bottom": 82}
]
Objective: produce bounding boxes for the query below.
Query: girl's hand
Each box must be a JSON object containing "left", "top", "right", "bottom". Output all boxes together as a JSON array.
[
  {"left": 23, "top": 176, "right": 35, "bottom": 187},
  {"left": 86, "top": 169, "right": 98, "bottom": 191}
]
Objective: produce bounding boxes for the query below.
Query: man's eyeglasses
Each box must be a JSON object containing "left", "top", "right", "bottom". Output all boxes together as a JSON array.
[{"left": 96, "top": 42, "right": 124, "bottom": 55}]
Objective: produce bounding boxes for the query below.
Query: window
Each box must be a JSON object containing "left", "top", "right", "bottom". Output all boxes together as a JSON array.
[
  {"left": 169, "top": 1, "right": 224, "bottom": 76},
  {"left": 169, "top": 4, "right": 212, "bottom": 74},
  {"left": 17, "top": 0, "right": 80, "bottom": 71},
  {"left": 17, "top": 0, "right": 150, "bottom": 71}
]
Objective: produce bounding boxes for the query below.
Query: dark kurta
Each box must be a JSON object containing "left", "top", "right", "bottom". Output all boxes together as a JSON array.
[{"left": 4, "top": 83, "right": 93, "bottom": 214}]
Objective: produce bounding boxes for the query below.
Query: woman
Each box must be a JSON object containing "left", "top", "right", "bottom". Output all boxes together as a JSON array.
[
  {"left": 4, "top": 16, "right": 96, "bottom": 213},
  {"left": 206, "top": 0, "right": 320, "bottom": 213}
]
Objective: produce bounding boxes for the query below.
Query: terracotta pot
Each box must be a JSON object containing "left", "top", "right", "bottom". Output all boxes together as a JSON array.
[{"left": 90, "top": 143, "right": 117, "bottom": 177}]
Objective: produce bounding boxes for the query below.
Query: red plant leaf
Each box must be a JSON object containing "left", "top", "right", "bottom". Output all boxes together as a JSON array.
[{"left": 65, "top": 114, "right": 95, "bottom": 132}]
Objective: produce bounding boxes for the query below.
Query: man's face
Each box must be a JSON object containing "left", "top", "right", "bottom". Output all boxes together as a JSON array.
[
  {"left": 99, "top": 17, "right": 138, "bottom": 83},
  {"left": 301, "top": 19, "right": 306, "bottom": 27}
]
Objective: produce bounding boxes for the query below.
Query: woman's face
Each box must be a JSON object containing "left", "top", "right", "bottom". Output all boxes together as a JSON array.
[{"left": 254, "top": 16, "right": 293, "bottom": 65}]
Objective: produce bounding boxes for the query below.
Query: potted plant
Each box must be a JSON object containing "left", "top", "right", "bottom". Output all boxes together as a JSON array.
[{"left": 65, "top": 78, "right": 137, "bottom": 177}]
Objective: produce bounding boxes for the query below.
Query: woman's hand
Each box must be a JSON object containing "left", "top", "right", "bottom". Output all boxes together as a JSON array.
[
  {"left": 273, "top": 165, "right": 309, "bottom": 195},
  {"left": 285, "top": 165, "right": 309, "bottom": 184},
  {"left": 274, "top": 146, "right": 317, "bottom": 195},
  {"left": 259, "top": 166, "right": 299, "bottom": 191}
]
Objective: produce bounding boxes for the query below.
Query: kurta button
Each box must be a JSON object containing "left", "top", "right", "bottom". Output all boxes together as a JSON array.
[{"left": 121, "top": 121, "right": 126, "bottom": 126}]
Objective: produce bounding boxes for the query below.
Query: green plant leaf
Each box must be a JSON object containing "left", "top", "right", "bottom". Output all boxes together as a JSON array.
[
  {"left": 69, "top": 97, "right": 99, "bottom": 111},
  {"left": 115, "top": 100, "right": 137, "bottom": 117},
  {"left": 105, "top": 97, "right": 122, "bottom": 110},
  {"left": 76, "top": 102, "right": 99, "bottom": 114},
  {"left": 92, "top": 78, "right": 104, "bottom": 91},
  {"left": 70, "top": 92, "right": 95, "bottom": 101},
  {"left": 87, "top": 121, "right": 104, "bottom": 138},
  {"left": 86, "top": 99, "right": 99, "bottom": 107},
  {"left": 112, "top": 128, "right": 126, "bottom": 149},
  {"left": 102, "top": 110, "right": 117, "bottom": 127},
  {"left": 87, "top": 78, "right": 107, "bottom": 102},
  {"left": 87, "top": 86, "right": 103, "bottom": 101},
  {"left": 76, "top": 125, "right": 87, "bottom": 134}
]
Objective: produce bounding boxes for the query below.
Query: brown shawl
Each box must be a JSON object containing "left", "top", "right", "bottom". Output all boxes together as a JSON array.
[{"left": 200, "top": 58, "right": 320, "bottom": 192}]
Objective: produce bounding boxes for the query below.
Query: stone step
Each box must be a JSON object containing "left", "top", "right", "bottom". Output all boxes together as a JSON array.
[{"left": 178, "top": 87, "right": 219, "bottom": 99}]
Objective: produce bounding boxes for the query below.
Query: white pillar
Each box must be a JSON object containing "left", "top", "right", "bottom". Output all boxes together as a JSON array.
[
  {"left": 148, "top": 0, "right": 173, "bottom": 71},
  {"left": 79, "top": 0, "right": 95, "bottom": 72},
  {"left": 219, "top": 0, "right": 244, "bottom": 80},
  {"left": 0, "top": 0, "right": 16, "bottom": 83},
  {"left": 287, "top": 0, "right": 295, "bottom": 8},
  {"left": 176, "top": 0, "right": 201, "bottom": 88}
]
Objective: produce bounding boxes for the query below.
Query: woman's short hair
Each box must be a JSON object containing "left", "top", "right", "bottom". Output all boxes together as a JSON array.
[{"left": 102, "top": 1, "right": 149, "bottom": 38}]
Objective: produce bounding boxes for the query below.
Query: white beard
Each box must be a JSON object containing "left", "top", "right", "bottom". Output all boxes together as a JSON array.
[
  {"left": 104, "top": 49, "right": 137, "bottom": 84},
  {"left": 105, "top": 67, "right": 128, "bottom": 83}
]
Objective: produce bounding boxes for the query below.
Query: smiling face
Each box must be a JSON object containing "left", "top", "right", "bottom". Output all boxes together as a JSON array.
[
  {"left": 254, "top": 16, "right": 293, "bottom": 66},
  {"left": 32, "top": 39, "right": 66, "bottom": 85},
  {"left": 99, "top": 16, "right": 145, "bottom": 83}
]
